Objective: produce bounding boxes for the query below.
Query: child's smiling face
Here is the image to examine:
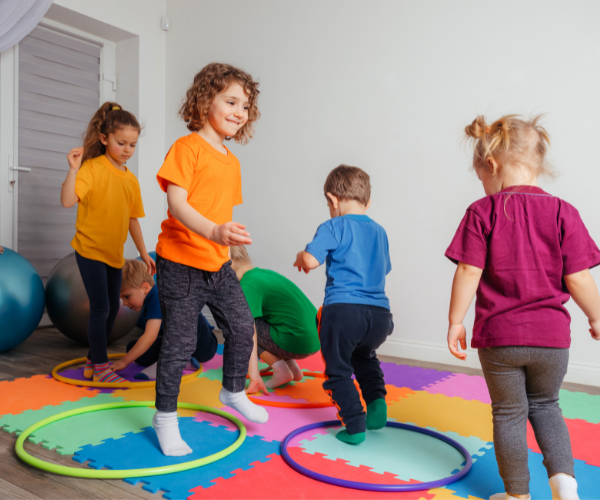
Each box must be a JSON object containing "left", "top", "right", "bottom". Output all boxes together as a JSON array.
[{"left": 207, "top": 82, "right": 249, "bottom": 139}]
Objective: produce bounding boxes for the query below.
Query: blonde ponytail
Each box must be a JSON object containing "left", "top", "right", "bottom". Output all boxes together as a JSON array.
[{"left": 465, "top": 114, "right": 553, "bottom": 178}]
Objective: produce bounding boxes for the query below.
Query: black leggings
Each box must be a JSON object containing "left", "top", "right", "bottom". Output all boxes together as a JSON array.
[{"left": 75, "top": 252, "right": 122, "bottom": 365}]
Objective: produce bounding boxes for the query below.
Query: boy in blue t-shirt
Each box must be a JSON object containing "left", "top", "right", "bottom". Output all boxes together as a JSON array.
[
  {"left": 294, "top": 165, "right": 393, "bottom": 445},
  {"left": 114, "top": 260, "right": 218, "bottom": 380}
]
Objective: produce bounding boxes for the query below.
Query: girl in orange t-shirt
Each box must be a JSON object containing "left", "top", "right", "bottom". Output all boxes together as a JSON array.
[
  {"left": 153, "top": 63, "right": 267, "bottom": 457},
  {"left": 60, "top": 102, "right": 155, "bottom": 383}
]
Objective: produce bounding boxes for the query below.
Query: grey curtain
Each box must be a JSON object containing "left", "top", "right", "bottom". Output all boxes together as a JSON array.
[{"left": 0, "top": 0, "right": 54, "bottom": 53}]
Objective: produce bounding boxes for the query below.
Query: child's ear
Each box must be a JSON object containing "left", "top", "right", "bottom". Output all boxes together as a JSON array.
[
  {"left": 486, "top": 157, "right": 500, "bottom": 176},
  {"left": 142, "top": 282, "right": 151, "bottom": 294},
  {"left": 326, "top": 192, "right": 339, "bottom": 209},
  {"left": 99, "top": 133, "right": 108, "bottom": 146},
  {"left": 365, "top": 198, "right": 372, "bottom": 211}
]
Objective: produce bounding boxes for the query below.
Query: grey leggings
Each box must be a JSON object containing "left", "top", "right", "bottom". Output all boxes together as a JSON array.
[
  {"left": 478, "top": 347, "right": 574, "bottom": 495},
  {"left": 155, "top": 256, "right": 254, "bottom": 412}
]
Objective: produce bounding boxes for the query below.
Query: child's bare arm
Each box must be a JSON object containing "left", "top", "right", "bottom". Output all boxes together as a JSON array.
[
  {"left": 447, "top": 262, "right": 483, "bottom": 360},
  {"left": 564, "top": 269, "right": 600, "bottom": 340},
  {"left": 293, "top": 251, "right": 320, "bottom": 274},
  {"left": 111, "top": 319, "right": 161, "bottom": 371},
  {"left": 61, "top": 148, "right": 84, "bottom": 208},
  {"left": 129, "top": 218, "right": 156, "bottom": 275},
  {"left": 167, "top": 183, "right": 251, "bottom": 246}
]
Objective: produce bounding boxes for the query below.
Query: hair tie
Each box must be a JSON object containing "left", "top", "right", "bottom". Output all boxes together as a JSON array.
[
  {"left": 485, "top": 127, "right": 490, "bottom": 134},
  {"left": 112, "top": 106, "right": 120, "bottom": 111}
]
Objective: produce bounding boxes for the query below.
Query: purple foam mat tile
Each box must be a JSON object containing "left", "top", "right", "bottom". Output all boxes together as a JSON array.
[{"left": 380, "top": 363, "right": 455, "bottom": 390}]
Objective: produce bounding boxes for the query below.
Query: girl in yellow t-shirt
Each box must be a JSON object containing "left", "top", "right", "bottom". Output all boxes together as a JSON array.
[{"left": 60, "top": 102, "right": 155, "bottom": 383}]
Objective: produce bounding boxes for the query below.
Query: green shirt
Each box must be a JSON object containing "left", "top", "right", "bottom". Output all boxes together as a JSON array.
[{"left": 240, "top": 268, "right": 320, "bottom": 354}]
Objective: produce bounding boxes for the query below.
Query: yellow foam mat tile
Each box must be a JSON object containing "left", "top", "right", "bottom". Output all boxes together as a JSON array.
[
  {"left": 428, "top": 488, "right": 484, "bottom": 500},
  {"left": 111, "top": 377, "right": 224, "bottom": 410},
  {"left": 387, "top": 391, "right": 493, "bottom": 441}
]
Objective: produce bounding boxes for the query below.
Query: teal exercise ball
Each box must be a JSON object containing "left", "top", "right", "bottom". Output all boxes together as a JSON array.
[
  {"left": 46, "top": 253, "right": 140, "bottom": 346},
  {"left": 0, "top": 248, "right": 45, "bottom": 352}
]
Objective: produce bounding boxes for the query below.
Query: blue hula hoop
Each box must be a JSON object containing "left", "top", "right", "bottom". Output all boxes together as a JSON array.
[{"left": 281, "top": 420, "right": 472, "bottom": 492}]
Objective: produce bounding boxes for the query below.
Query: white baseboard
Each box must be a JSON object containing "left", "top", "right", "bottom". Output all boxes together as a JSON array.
[{"left": 380, "top": 338, "right": 600, "bottom": 388}]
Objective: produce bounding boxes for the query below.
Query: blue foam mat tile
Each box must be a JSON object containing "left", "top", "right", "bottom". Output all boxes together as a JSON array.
[
  {"left": 73, "top": 417, "right": 280, "bottom": 500},
  {"left": 446, "top": 445, "right": 600, "bottom": 499}
]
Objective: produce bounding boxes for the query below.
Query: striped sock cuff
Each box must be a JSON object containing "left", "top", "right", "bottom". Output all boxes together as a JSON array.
[{"left": 93, "top": 362, "right": 110, "bottom": 374}]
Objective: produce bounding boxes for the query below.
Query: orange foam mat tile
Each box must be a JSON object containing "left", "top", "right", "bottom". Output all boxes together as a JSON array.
[
  {"left": 387, "top": 391, "right": 493, "bottom": 442},
  {"left": 274, "top": 378, "right": 415, "bottom": 408},
  {"left": 0, "top": 375, "right": 98, "bottom": 416}
]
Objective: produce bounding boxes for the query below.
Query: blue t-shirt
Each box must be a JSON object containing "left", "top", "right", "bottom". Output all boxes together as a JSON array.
[
  {"left": 137, "top": 285, "right": 163, "bottom": 336},
  {"left": 305, "top": 214, "right": 391, "bottom": 309}
]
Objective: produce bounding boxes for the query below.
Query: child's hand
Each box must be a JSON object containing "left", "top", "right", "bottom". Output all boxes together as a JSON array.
[
  {"left": 111, "top": 360, "right": 128, "bottom": 372},
  {"left": 246, "top": 377, "right": 270, "bottom": 397},
  {"left": 293, "top": 251, "right": 311, "bottom": 274},
  {"left": 589, "top": 319, "right": 600, "bottom": 340},
  {"left": 448, "top": 324, "right": 468, "bottom": 360},
  {"left": 140, "top": 252, "right": 156, "bottom": 276},
  {"left": 212, "top": 221, "right": 252, "bottom": 246},
  {"left": 0, "top": 246, "right": 3, "bottom": 254},
  {"left": 67, "top": 147, "right": 84, "bottom": 171}
]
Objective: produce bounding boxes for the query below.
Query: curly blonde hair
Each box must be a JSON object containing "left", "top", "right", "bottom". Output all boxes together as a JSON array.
[
  {"left": 465, "top": 115, "right": 554, "bottom": 178},
  {"left": 179, "top": 63, "right": 260, "bottom": 145}
]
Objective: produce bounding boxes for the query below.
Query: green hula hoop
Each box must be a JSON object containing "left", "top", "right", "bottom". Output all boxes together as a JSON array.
[{"left": 15, "top": 401, "right": 246, "bottom": 479}]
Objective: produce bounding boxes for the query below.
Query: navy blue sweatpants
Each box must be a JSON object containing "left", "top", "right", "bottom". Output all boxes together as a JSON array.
[{"left": 319, "top": 303, "right": 394, "bottom": 434}]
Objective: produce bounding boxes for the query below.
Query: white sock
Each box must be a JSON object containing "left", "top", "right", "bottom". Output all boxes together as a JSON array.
[
  {"left": 550, "top": 474, "right": 579, "bottom": 500},
  {"left": 285, "top": 359, "right": 304, "bottom": 381},
  {"left": 265, "top": 360, "right": 293, "bottom": 389},
  {"left": 152, "top": 411, "right": 193, "bottom": 457},
  {"left": 489, "top": 494, "right": 529, "bottom": 500},
  {"left": 219, "top": 388, "right": 268, "bottom": 424}
]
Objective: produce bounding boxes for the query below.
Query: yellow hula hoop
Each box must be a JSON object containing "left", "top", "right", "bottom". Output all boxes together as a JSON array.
[{"left": 52, "top": 353, "right": 202, "bottom": 389}]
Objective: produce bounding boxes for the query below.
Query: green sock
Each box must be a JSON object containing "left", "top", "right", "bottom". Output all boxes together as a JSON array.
[
  {"left": 335, "top": 429, "right": 365, "bottom": 445},
  {"left": 366, "top": 398, "right": 387, "bottom": 430}
]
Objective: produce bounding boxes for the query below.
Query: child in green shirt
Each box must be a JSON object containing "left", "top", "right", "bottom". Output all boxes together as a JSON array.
[{"left": 230, "top": 246, "right": 320, "bottom": 392}]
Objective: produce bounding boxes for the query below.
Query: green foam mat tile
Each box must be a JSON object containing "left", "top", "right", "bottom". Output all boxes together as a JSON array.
[
  {"left": 559, "top": 389, "right": 600, "bottom": 424},
  {"left": 0, "top": 394, "right": 124, "bottom": 436},
  {"left": 298, "top": 422, "right": 491, "bottom": 483},
  {"left": 18, "top": 403, "right": 156, "bottom": 455}
]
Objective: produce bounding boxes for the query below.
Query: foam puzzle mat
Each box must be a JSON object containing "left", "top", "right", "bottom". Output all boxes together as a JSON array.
[{"left": 1, "top": 344, "right": 599, "bottom": 499}]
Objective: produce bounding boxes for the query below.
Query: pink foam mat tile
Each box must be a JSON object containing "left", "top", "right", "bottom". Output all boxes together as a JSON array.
[
  {"left": 424, "top": 373, "right": 491, "bottom": 404},
  {"left": 194, "top": 405, "right": 338, "bottom": 443}
]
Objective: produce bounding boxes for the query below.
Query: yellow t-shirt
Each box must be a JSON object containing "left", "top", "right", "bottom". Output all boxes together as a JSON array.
[
  {"left": 156, "top": 133, "right": 242, "bottom": 271},
  {"left": 71, "top": 155, "right": 145, "bottom": 268}
]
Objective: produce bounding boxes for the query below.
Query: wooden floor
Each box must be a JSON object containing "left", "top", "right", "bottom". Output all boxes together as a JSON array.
[{"left": 0, "top": 328, "right": 598, "bottom": 499}]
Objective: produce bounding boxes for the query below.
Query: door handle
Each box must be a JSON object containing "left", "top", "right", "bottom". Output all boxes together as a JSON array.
[{"left": 10, "top": 167, "right": 31, "bottom": 172}]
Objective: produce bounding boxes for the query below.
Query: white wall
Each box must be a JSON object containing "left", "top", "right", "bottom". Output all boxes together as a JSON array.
[
  {"left": 164, "top": 0, "right": 600, "bottom": 385},
  {"left": 48, "top": 0, "right": 167, "bottom": 255}
]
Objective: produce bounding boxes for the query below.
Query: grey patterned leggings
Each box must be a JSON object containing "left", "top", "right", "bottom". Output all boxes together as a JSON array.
[
  {"left": 478, "top": 346, "right": 575, "bottom": 495},
  {"left": 155, "top": 256, "right": 254, "bottom": 412}
]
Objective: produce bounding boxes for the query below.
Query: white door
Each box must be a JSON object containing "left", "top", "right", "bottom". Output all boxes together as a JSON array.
[{"left": 17, "top": 24, "right": 101, "bottom": 279}]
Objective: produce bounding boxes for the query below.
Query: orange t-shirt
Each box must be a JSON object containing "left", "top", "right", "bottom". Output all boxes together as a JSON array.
[{"left": 156, "top": 133, "right": 243, "bottom": 271}]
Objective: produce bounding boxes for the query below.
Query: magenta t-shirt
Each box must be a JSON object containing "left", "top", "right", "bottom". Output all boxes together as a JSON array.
[{"left": 446, "top": 185, "right": 600, "bottom": 349}]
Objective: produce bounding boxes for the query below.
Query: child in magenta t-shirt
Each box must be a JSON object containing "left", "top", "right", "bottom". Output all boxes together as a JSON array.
[{"left": 446, "top": 115, "right": 600, "bottom": 500}]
